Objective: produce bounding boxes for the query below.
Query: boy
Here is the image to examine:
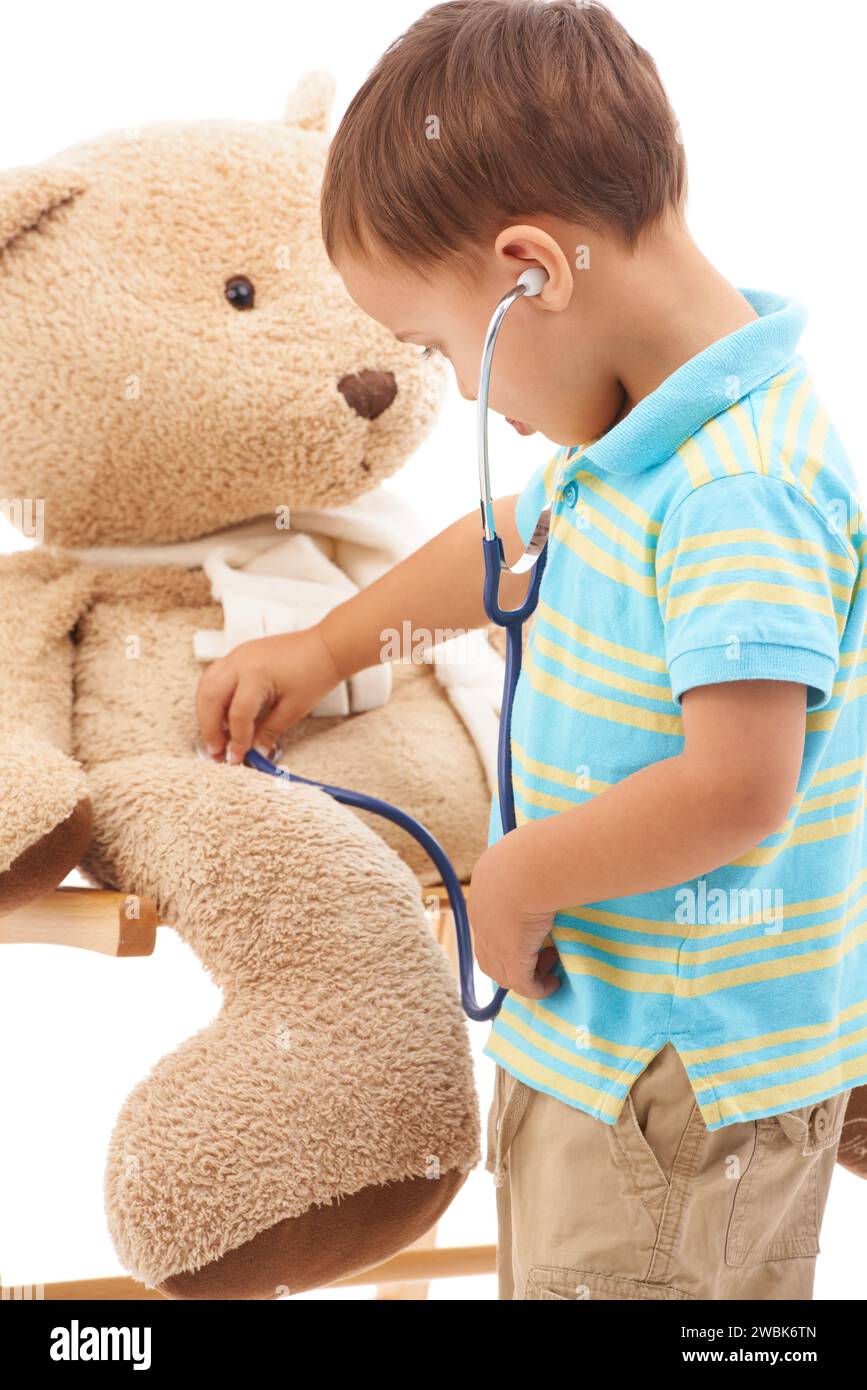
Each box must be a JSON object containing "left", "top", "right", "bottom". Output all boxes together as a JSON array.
[{"left": 196, "top": 1, "right": 866, "bottom": 1299}]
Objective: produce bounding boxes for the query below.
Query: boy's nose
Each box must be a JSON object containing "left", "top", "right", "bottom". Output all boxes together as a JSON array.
[{"left": 337, "top": 370, "right": 397, "bottom": 420}]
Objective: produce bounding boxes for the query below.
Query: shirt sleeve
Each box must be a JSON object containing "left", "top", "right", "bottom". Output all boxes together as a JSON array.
[
  {"left": 656, "top": 474, "right": 856, "bottom": 711},
  {"left": 514, "top": 447, "right": 566, "bottom": 547}
]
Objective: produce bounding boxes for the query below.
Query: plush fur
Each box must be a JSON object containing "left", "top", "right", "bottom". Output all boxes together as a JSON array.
[{"left": 0, "top": 74, "right": 488, "bottom": 1295}]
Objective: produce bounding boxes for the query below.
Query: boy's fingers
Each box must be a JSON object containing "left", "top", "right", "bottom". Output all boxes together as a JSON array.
[
  {"left": 226, "top": 674, "right": 268, "bottom": 764},
  {"left": 511, "top": 946, "right": 560, "bottom": 999},
  {"left": 196, "top": 665, "right": 237, "bottom": 755},
  {"left": 534, "top": 946, "right": 562, "bottom": 995},
  {"left": 253, "top": 695, "right": 301, "bottom": 755}
]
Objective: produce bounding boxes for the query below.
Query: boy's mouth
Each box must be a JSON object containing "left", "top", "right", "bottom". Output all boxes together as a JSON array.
[{"left": 506, "top": 417, "right": 535, "bottom": 436}]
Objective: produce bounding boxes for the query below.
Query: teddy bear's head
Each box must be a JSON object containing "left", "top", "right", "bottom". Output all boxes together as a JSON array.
[{"left": 0, "top": 73, "right": 448, "bottom": 547}]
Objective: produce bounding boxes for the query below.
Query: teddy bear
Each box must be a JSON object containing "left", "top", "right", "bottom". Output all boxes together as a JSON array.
[{"left": 0, "top": 73, "right": 497, "bottom": 1298}]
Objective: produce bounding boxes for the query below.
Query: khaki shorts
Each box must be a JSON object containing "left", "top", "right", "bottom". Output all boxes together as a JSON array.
[{"left": 485, "top": 1042, "right": 851, "bottom": 1300}]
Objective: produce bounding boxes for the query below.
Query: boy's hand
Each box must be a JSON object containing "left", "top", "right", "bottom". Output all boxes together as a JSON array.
[
  {"left": 468, "top": 835, "right": 562, "bottom": 1000},
  {"left": 195, "top": 626, "right": 344, "bottom": 765},
  {"left": 192, "top": 495, "right": 524, "bottom": 768}
]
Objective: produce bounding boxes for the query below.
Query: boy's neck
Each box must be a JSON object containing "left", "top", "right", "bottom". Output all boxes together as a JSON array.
[{"left": 591, "top": 215, "right": 759, "bottom": 427}]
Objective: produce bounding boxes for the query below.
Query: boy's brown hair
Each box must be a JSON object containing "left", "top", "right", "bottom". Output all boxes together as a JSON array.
[{"left": 320, "top": 0, "right": 686, "bottom": 285}]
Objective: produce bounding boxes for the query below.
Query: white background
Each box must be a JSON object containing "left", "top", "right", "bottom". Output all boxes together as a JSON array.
[{"left": 1, "top": 0, "right": 865, "bottom": 1300}]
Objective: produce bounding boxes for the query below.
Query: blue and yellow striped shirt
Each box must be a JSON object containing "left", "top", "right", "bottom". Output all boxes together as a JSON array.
[{"left": 483, "top": 287, "right": 867, "bottom": 1130}]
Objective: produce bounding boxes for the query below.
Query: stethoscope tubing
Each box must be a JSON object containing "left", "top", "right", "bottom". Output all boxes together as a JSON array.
[{"left": 244, "top": 746, "right": 503, "bottom": 1022}]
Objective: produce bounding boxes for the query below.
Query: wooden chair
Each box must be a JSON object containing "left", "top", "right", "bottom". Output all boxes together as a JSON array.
[{"left": 0, "top": 883, "right": 495, "bottom": 1301}]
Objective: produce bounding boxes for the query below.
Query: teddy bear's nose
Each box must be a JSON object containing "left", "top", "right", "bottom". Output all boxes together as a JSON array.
[{"left": 337, "top": 370, "right": 397, "bottom": 420}]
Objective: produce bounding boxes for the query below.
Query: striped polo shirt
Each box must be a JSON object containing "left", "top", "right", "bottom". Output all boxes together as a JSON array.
[{"left": 482, "top": 286, "right": 867, "bottom": 1130}]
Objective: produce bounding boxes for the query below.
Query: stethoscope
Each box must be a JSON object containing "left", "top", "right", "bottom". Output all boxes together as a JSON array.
[{"left": 235, "top": 266, "right": 551, "bottom": 1021}]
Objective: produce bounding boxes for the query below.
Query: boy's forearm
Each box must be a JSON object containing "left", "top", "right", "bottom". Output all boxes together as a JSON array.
[
  {"left": 319, "top": 494, "right": 529, "bottom": 679},
  {"left": 507, "top": 752, "right": 782, "bottom": 916}
]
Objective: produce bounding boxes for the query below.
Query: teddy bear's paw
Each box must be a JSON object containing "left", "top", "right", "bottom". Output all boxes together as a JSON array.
[
  {"left": 0, "top": 738, "right": 92, "bottom": 913},
  {"left": 105, "top": 1000, "right": 480, "bottom": 1299}
]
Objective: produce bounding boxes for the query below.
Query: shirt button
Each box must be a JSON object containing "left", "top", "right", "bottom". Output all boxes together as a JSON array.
[
  {"left": 811, "top": 1106, "right": 830, "bottom": 1141},
  {"left": 562, "top": 481, "right": 579, "bottom": 508}
]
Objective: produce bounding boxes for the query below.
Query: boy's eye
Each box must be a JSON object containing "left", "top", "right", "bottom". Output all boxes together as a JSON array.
[{"left": 419, "top": 345, "right": 442, "bottom": 360}]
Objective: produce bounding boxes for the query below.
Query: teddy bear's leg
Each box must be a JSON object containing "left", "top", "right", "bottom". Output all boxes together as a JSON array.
[
  {"left": 82, "top": 753, "right": 480, "bottom": 1299},
  {"left": 0, "top": 552, "right": 94, "bottom": 912},
  {"left": 838, "top": 1086, "right": 867, "bottom": 1178}
]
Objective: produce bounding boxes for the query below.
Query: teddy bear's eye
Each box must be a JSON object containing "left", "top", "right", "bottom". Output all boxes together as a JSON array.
[{"left": 225, "top": 275, "right": 255, "bottom": 310}]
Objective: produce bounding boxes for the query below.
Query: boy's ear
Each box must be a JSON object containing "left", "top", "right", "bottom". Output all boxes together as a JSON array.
[
  {"left": 283, "top": 70, "right": 337, "bottom": 134},
  {"left": 0, "top": 163, "right": 88, "bottom": 254}
]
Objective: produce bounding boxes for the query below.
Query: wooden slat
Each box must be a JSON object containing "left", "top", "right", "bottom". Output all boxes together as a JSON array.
[
  {"left": 0, "top": 882, "right": 456, "bottom": 957},
  {"left": 0, "top": 887, "right": 159, "bottom": 957},
  {"left": 29, "top": 1245, "right": 496, "bottom": 1300},
  {"left": 342, "top": 1241, "right": 496, "bottom": 1286}
]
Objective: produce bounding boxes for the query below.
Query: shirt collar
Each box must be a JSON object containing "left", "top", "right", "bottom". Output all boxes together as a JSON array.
[{"left": 560, "top": 287, "right": 808, "bottom": 480}]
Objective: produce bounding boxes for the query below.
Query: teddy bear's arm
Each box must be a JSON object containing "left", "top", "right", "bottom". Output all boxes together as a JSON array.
[{"left": 0, "top": 547, "right": 95, "bottom": 911}]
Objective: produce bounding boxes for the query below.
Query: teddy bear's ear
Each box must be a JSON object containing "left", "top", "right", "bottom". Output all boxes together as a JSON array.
[
  {"left": 283, "top": 70, "right": 337, "bottom": 134},
  {"left": 0, "top": 163, "right": 87, "bottom": 254}
]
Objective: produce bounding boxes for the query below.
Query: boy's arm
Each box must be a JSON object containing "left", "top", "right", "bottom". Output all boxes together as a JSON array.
[
  {"left": 469, "top": 679, "right": 807, "bottom": 998},
  {"left": 197, "top": 493, "right": 528, "bottom": 761},
  {"left": 319, "top": 493, "right": 529, "bottom": 679}
]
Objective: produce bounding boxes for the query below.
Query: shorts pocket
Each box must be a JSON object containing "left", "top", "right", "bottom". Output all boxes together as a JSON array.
[
  {"left": 725, "top": 1088, "right": 850, "bottom": 1267},
  {"left": 524, "top": 1265, "right": 695, "bottom": 1300},
  {"left": 608, "top": 1091, "right": 671, "bottom": 1216}
]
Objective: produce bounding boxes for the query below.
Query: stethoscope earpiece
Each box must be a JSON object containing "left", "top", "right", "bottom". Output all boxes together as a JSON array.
[{"left": 515, "top": 266, "right": 548, "bottom": 298}]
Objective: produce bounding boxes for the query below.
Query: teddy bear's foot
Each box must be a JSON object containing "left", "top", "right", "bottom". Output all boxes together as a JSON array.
[
  {"left": 837, "top": 1084, "right": 867, "bottom": 1178},
  {"left": 157, "top": 1167, "right": 467, "bottom": 1300},
  {"left": 0, "top": 796, "right": 93, "bottom": 914},
  {"left": 0, "top": 740, "right": 93, "bottom": 914}
]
